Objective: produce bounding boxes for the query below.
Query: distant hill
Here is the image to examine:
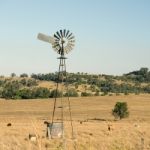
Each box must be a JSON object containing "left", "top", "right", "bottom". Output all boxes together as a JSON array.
[{"left": 0, "top": 67, "right": 150, "bottom": 99}]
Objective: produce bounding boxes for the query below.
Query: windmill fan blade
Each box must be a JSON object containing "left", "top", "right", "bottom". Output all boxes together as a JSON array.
[
  {"left": 69, "top": 39, "right": 75, "bottom": 43},
  {"left": 65, "top": 30, "right": 70, "bottom": 37},
  {"left": 54, "top": 34, "right": 60, "bottom": 40},
  {"left": 67, "top": 33, "right": 73, "bottom": 38},
  {"left": 65, "top": 45, "right": 72, "bottom": 51},
  {"left": 63, "top": 29, "right": 66, "bottom": 37},
  {"left": 67, "top": 41, "right": 75, "bottom": 47},
  {"left": 52, "top": 43, "right": 59, "bottom": 48},
  {"left": 60, "top": 30, "right": 63, "bottom": 37},
  {"left": 56, "top": 31, "right": 61, "bottom": 38},
  {"left": 68, "top": 36, "right": 75, "bottom": 40},
  {"left": 37, "top": 33, "right": 55, "bottom": 44}
]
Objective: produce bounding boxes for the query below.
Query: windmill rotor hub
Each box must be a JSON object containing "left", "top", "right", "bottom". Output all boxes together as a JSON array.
[{"left": 60, "top": 37, "right": 67, "bottom": 45}]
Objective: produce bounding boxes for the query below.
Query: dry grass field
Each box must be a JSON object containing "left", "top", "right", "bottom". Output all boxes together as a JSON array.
[{"left": 0, "top": 94, "right": 150, "bottom": 150}]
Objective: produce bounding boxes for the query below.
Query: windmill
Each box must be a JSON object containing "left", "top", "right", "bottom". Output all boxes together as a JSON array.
[{"left": 37, "top": 29, "right": 75, "bottom": 140}]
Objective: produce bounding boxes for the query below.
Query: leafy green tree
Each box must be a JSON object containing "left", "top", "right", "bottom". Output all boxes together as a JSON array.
[{"left": 112, "top": 102, "right": 129, "bottom": 120}]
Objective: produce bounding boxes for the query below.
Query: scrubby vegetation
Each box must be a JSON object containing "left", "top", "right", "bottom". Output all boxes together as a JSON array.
[
  {"left": 112, "top": 102, "right": 129, "bottom": 120},
  {"left": 0, "top": 67, "right": 150, "bottom": 99}
]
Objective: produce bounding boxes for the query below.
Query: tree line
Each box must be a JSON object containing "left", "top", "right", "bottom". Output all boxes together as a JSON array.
[{"left": 0, "top": 67, "right": 150, "bottom": 99}]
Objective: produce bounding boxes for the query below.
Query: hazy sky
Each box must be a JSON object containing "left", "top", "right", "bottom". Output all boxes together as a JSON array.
[{"left": 0, "top": 0, "right": 150, "bottom": 76}]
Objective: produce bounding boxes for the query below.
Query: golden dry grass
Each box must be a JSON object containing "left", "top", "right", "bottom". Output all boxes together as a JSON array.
[{"left": 0, "top": 94, "right": 150, "bottom": 150}]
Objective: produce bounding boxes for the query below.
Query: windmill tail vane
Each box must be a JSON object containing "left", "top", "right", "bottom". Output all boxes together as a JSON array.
[{"left": 37, "top": 33, "right": 55, "bottom": 44}]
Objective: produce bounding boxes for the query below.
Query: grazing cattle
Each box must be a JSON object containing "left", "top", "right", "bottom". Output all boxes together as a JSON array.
[
  {"left": 108, "top": 124, "right": 113, "bottom": 131},
  {"left": 7, "top": 123, "right": 12, "bottom": 127}
]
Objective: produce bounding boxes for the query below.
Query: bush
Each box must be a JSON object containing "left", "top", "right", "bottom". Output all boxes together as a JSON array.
[
  {"left": 2, "top": 81, "right": 21, "bottom": 99},
  {"left": 20, "top": 79, "right": 27, "bottom": 86},
  {"left": 64, "top": 88, "right": 78, "bottom": 97},
  {"left": 112, "top": 102, "right": 129, "bottom": 120},
  {"left": 26, "top": 79, "right": 38, "bottom": 87},
  {"left": 49, "top": 89, "right": 62, "bottom": 98},
  {"left": 17, "top": 87, "right": 51, "bottom": 99},
  {"left": 33, "top": 87, "right": 50, "bottom": 98},
  {"left": 17, "top": 88, "right": 33, "bottom": 99},
  {"left": 81, "top": 92, "right": 92, "bottom": 97},
  {"left": 20, "top": 73, "right": 28, "bottom": 78}
]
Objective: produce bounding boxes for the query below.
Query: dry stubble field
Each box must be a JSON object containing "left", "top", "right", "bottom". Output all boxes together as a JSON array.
[{"left": 0, "top": 94, "right": 150, "bottom": 150}]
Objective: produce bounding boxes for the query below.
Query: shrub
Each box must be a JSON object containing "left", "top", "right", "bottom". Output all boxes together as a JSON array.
[
  {"left": 81, "top": 92, "right": 92, "bottom": 97},
  {"left": 17, "top": 88, "right": 33, "bottom": 99},
  {"left": 26, "top": 79, "right": 38, "bottom": 87},
  {"left": 49, "top": 89, "right": 62, "bottom": 98},
  {"left": 112, "top": 102, "right": 129, "bottom": 120},
  {"left": 17, "top": 87, "right": 51, "bottom": 99},
  {"left": 64, "top": 88, "right": 78, "bottom": 97},
  {"left": 33, "top": 87, "right": 50, "bottom": 98},
  {"left": 2, "top": 81, "right": 21, "bottom": 99},
  {"left": 20, "top": 73, "right": 28, "bottom": 78},
  {"left": 20, "top": 79, "right": 27, "bottom": 86}
]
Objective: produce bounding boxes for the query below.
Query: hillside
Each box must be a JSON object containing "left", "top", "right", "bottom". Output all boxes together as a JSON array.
[{"left": 0, "top": 67, "right": 150, "bottom": 99}]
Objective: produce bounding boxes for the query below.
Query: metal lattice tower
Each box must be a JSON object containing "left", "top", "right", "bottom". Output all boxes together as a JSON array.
[{"left": 37, "top": 29, "right": 75, "bottom": 141}]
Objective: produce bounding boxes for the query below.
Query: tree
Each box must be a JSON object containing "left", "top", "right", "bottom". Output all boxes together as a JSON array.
[
  {"left": 11, "top": 73, "right": 16, "bottom": 77},
  {"left": 112, "top": 102, "right": 129, "bottom": 120},
  {"left": 139, "top": 67, "right": 148, "bottom": 75},
  {"left": 20, "top": 73, "right": 28, "bottom": 78}
]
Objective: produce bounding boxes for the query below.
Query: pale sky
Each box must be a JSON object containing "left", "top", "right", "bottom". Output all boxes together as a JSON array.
[{"left": 0, "top": 0, "right": 150, "bottom": 76}]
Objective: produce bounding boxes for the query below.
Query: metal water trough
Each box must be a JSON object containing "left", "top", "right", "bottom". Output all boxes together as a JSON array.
[{"left": 47, "top": 122, "right": 63, "bottom": 139}]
